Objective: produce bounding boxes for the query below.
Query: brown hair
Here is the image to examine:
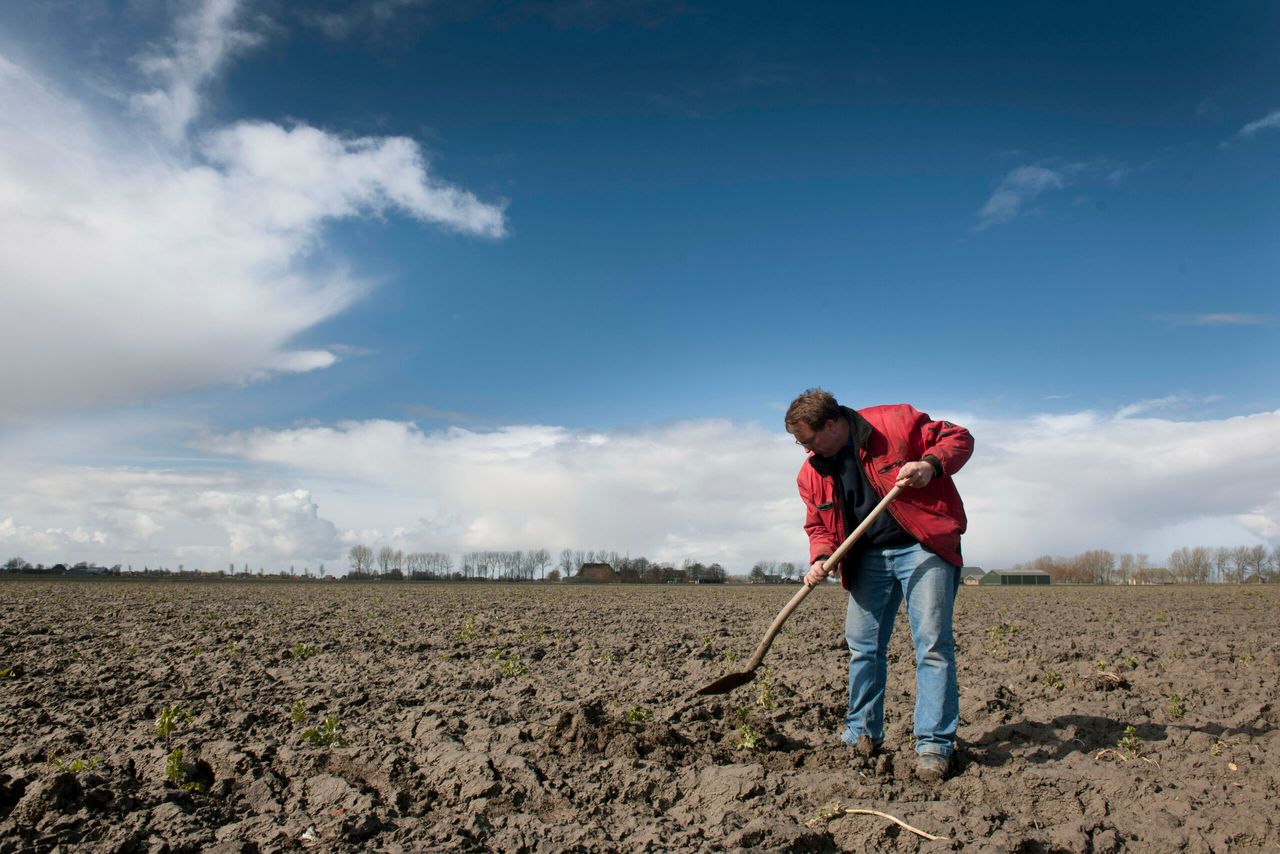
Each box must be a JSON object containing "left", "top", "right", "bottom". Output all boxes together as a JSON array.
[{"left": 784, "top": 388, "right": 842, "bottom": 431}]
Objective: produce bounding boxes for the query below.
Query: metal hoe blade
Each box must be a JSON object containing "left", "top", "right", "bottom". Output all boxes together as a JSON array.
[{"left": 695, "top": 669, "right": 757, "bottom": 696}]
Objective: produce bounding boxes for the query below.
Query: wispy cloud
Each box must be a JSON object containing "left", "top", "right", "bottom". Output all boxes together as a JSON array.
[
  {"left": 1234, "top": 108, "right": 1280, "bottom": 141},
  {"left": 975, "top": 158, "right": 1133, "bottom": 230},
  {"left": 130, "top": 0, "right": 262, "bottom": 141},
  {"left": 1156, "top": 313, "right": 1273, "bottom": 327},
  {"left": 975, "top": 164, "right": 1071, "bottom": 229}
]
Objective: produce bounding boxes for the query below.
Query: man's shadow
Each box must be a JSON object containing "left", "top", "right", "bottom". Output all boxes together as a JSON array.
[{"left": 965, "top": 715, "right": 1275, "bottom": 767}]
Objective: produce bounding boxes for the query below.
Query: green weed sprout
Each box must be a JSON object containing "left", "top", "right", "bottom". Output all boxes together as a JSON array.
[
  {"left": 625, "top": 706, "right": 652, "bottom": 723},
  {"left": 1166, "top": 693, "right": 1185, "bottom": 720},
  {"left": 0, "top": 666, "right": 15, "bottom": 679},
  {"left": 155, "top": 706, "right": 193, "bottom": 741},
  {"left": 501, "top": 655, "right": 527, "bottom": 677},
  {"left": 291, "top": 699, "right": 307, "bottom": 725},
  {"left": 164, "top": 749, "right": 203, "bottom": 792},
  {"left": 1041, "top": 670, "right": 1064, "bottom": 690},
  {"left": 49, "top": 756, "right": 99, "bottom": 774},
  {"left": 1117, "top": 724, "right": 1142, "bottom": 759},
  {"left": 289, "top": 642, "right": 316, "bottom": 660},
  {"left": 301, "top": 715, "right": 348, "bottom": 747},
  {"left": 755, "top": 668, "right": 776, "bottom": 709},
  {"left": 733, "top": 707, "right": 764, "bottom": 751}
]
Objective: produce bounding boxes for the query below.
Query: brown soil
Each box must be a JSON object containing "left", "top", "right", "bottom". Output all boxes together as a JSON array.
[{"left": 1, "top": 579, "right": 1277, "bottom": 852}]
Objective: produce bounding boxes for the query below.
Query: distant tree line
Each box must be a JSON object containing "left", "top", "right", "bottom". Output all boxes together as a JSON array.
[
  {"left": 344, "top": 546, "right": 733, "bottom": 583},
  {"left": 1009, "top": 544, "right": 1279, "bottom": 584}
]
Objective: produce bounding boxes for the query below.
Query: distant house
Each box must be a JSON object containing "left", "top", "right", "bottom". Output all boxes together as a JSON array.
[
  {"left": 961, "top": 566, "right": 985, "bottom": 586},
  {"left": 578, "top": 562, "right": 618, "bottom": 583},
  {"left": 980, "top": 568, "right": 1051, "bottom": 586}
]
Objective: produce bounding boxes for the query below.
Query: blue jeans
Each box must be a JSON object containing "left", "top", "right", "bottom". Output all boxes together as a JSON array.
[{"left": 840, "top": 543, "right": 960, "bottom": 757}]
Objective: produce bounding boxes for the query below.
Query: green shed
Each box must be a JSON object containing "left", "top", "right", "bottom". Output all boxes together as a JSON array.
[{"left": 979, "top": 568, "right": 1051, "bottom": 586}]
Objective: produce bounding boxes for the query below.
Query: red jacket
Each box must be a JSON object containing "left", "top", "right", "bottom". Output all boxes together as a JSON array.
[{"left": 797, "top": 404, "right": 973, "bottom": 585}]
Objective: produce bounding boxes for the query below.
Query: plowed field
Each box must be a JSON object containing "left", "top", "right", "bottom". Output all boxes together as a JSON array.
[{"left": 1, "top": 579, "right": 1277, "bottom": 852}]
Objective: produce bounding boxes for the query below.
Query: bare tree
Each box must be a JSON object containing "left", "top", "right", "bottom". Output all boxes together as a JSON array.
[
  {"left": 376, "top": 546, "right": 395, "bottom": 576},
  {"left": 348, "top": 544, "right": 374, "bottom": 576},
  {"left": 1240, "top": 543, "right": 1268, "bottom": 582},
  {"left": 1213, "top": 547, "right": 1232, "bottom": 584}
]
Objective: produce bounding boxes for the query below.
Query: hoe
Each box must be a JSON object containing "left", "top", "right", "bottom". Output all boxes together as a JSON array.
[{"left": 696, "top": 485, "right": 902, "bottom": 696}]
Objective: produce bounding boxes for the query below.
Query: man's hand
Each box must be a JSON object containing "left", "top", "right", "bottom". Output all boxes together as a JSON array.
[
  {"left": 896, "top": 460, "right": 935, "bottom": 489},
  {"left": 804, "top": 559, "right": 830, "bottom": 587}
]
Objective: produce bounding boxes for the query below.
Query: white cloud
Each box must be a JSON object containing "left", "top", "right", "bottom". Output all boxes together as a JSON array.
[
  {"left": 0, "top": 517, "right": 108, "bottom": 556},
  {"left": 0, "top": 16, "right": 505, "bottom": 419},
  {"left": 1235, "top": 108, "right": 1280, "bottom": 140},
  {"left": 975, "top": 165, "right": 1067, "bottom": 229},
  {"left": 0, "top": 463, "right": 343, "bottom": 569},
  {"left": 3, "top": 406, "right": 1278, "bottom": 573}
]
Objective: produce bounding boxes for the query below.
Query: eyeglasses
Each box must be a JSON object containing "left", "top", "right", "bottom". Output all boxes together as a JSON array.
[{"left": 792, "top": 421, "right": 829, "bottom": 449}]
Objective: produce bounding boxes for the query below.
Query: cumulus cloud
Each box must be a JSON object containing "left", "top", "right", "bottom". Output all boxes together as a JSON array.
[
  {"left": 0, "top": 464, "right": 343, "bottom": 569},
  {"left": 201, "top": 419, "right": 804, "bottom": 567},
  {"left": 0, "top": 15, "right": 504, "bottom": 418},
  {"left": 3, "top": 407, "right": 1277, "bottom": 572}
]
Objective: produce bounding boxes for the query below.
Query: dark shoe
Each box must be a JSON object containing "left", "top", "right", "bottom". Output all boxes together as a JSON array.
[
  {"left": 915, "top": 753, "right": 950, "bottom": 783},
  {"left": 850, "top": 734, "right": 882, "bottom": 757}
]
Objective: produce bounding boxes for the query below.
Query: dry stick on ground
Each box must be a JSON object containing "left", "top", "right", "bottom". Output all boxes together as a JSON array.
[{"left": 844, "top": 808, "right": 949, "bottom": 841}]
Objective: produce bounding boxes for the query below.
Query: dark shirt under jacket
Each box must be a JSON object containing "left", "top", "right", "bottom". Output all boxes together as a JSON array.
[{"left": 811, "top": 422, "right": 916, "bottom": 555}]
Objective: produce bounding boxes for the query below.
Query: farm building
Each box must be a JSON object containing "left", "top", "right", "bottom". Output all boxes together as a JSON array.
[
  {"left": 961, "top": 566, "right": 985, "bottom": 585},
  {"left": 980, "top": 568, "right": 1051, "bottom": 586},
  {"left": 577, "top": 563, "right": 617, "bottom": 583}
]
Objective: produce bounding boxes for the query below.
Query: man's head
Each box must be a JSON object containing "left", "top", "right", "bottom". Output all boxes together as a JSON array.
[{"left": 785, "top": 388, "right": 847, "bottom": 457}]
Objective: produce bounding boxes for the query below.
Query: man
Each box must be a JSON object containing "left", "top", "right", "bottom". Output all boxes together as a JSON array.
[{"left": 785, "top": 388, "right": 973, "bottom": 783}]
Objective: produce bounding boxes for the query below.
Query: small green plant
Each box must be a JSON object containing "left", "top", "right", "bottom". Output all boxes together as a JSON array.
[
  {"left": 289, "top": 642, "right": 315, "bottom": 660},
  {"left": 1041, "top": 670, "right": 1064, "bottom": 690},
  {"left": 155, "top": 706, "right": 193, "bottom": 741},
  {"left": 1166, "top": 692, "right": 1185, "bottom": 720},
  {"left": 0, "top": 666, "right": 15, "bottom": 679},
  {"left": 702, "top": 636, "right": 714, "bottom": 651},
  {"left": 164, "top": 748, "right": 203, "bottom": 792},
  {"left": 301, "top": 715, "right": 347, "bottom": 747},
  {"left": 501, "top": 655, "right": 527, "bottom": 677},
  {"left": 722, "top": 649, "right": 737, "bottom": 664},
  {"left": 755, "top": 668, "right": 776, "bottom": 709},
  {"left": 1122, "top": 656, "right": 1138, "bottom": 670},
  {"left": 49, "top": 756, "right": 98, "bottom": 774},
  {"left": 986, "top": 623, "right": 1019, "bottom": 645},
  {"left": 1239, "top": 652, "right": 1253, "bottom": 663},
  {"left": 1117, "top": 724, "right": 1142, "bottom": 759},
  {"left": 291, "top": 699, "right": 307, "bottom": 725},
  {"left": 1094, "top": 659, "right": 1109, "bottom": 671},
  {"left": 625, "top": 706, "right": 652, "bottom": 723},
  {"left": 190, "top": 645, "right": 203, "bottom": 656},
  {"left": 458, "top": 616, "right": 478, "bottom": 641},
  {"left": 733, "top": 707, "right": 764, "bottom": 751},
  {"left": 487, "top": 647, "right": 504, "bottom": 660},
  {"left": 126, "top": 644, "right": 137, "bottom": 657}
]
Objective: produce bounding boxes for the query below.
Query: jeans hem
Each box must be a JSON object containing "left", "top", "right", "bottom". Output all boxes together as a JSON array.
[{"left": 915, "top": 745, "right": 953, "bottom": 758}]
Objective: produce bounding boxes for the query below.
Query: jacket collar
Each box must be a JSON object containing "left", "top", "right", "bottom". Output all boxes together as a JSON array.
[{"left": 805, "top": 407, "right": 872, "bottom": 476}]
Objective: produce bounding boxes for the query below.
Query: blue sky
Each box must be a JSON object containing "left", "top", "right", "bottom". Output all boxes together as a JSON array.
[{"left": 1, "top": 1, "right": 1277, "bottom": 572}]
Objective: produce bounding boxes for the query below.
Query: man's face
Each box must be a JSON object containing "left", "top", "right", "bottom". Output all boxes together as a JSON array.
[{"left": 790, "top": 418, "right": 841, "bottom": 458}]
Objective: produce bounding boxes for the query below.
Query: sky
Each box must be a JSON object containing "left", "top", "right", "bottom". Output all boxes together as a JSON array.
[{"left": 1, "top": 1, "right": 1278, "bottom": 574}]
